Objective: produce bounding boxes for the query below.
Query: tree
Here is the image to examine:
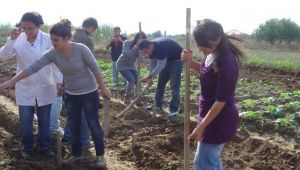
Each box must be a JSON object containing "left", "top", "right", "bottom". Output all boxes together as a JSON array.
[
  {"left": 151, "top": 30, "right": 162, "bottom": 38},
  {"left": 254, "top": 19, "right": 278, "bottom": 45},
  {"left": 277, "top": 19, "right": 300, "bottom": 44},
  {"left": 94, "top": 24, "right": 113, "bottom": 41},
  {"left": 254, "top": 18, "right": 300, "bottom": 45}
]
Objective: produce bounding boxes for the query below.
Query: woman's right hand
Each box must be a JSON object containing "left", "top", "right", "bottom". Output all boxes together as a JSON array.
[
  {"left": 0, "top": 80, "right": 15, "bottom": 91},
  {"left": 181, "top": 49, "right": 193, "bottom": 62},
  {"left": 10, "top": 28, "right": 21, "bottom": 40},
  {"left": 99, "top": 87, "right": 112, "bottom": 100}
]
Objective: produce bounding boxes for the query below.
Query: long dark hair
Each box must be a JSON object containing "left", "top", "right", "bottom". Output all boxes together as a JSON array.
[
  {"left": 131, "top": 32, "right": 147, "bottom": 48},
  {"left": 193, "top": 19, "right": 245, "bottom": 70}
]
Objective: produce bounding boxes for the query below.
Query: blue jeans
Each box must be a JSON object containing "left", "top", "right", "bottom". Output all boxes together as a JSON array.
[
  {"left": 112, "top": 61, "right": 119, "bottom": 85},
  {"left": 120, "top": 69, "right": 138, "bottom": 98},
  {"left": 62, "top": 110, "right": 91, "bottom": 145},
  {"left": 50, "top": 96, "right": 62, "bottom": 134},
  {"left": 155, "top": 60, "right": 183, "bottom": 113},
  {"left": 19, "top": 104, "right": 52, "bottom": 153},
  {"left": 194, "top": 142, "right": 225, "bottom": 170},
  {"left": 64, "top": 90, "right": 104, "bottom": 157}
]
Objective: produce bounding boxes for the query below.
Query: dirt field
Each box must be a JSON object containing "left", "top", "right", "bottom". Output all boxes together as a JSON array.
[{"left": 0, "top": 58, "right": 299, "bottom": 170}]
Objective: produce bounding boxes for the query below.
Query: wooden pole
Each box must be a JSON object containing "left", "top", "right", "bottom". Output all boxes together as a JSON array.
[
  {"left": 56, "top": 130, "right": 62, "bottom": 169},
  {"left": 136, "top": 22, "right": 142, "bottom": 96},
  {"left": 184, "top": 8, "right": 191, "bottom": 170},
  {"left": 103, "top": 98, "right": 111, "bottom": 137}
]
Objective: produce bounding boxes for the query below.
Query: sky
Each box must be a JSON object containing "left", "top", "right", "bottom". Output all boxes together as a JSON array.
[{"left": 0, "top": 0, "right": 299, "bottom": 35}]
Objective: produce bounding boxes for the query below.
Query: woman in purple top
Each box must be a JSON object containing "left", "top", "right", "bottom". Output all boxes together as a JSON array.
[{"left": 182, "top": 19, "right": 245, "bottom": 170}]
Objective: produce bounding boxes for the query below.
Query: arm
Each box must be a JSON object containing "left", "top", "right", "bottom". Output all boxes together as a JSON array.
[
  {"left": 0, "top": 38, "right": 16, "bottom": 61},
  {"left": 0, "top": 70, "right": 30, "bottom": 91},
  {"left": 188, "top": 101, "right": 225, "bottom": 141},
  {"left": 150, "top": 58, "right": 166, "bottom": 76},
  {"left": 141, "top": 58, "right": 167, "bottom": 84},
  {"left": 94, "top": 72, "right": 111, "bottom": 99},
  {"left": 122, "top": 40, "right": 138, "bottom": 57},
  {"left": 0, "top": 29, "right": 23, "bottom": 60},
  {"left": 26, "top": 51, "right": 53, "bottom": 74},
  {"left": 106, "top": 38, "right": 113, "bottom": 49}
]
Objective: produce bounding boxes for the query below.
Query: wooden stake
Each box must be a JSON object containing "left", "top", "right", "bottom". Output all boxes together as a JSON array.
[
  {"left": 184, "top": 8, "right": 191, "bottom": 170},
  {"left": 132, "top": 133, "right": 138, "bottom": 149},
  {"left": 56, "top": 130, "right": 62, "bottom": 169},
  {"left": 103, "top": 98, "right": 111, "bottom": 137},
  {"left": 136, "top": 22, "right": 142, "bottom": 96}
]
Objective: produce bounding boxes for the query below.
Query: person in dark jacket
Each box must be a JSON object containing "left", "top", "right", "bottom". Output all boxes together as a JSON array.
[
  {"left": 139, "top": 38, "right": 183, "bottom": 117},
  {"left": 106, "top": 26, "right": 127, "bottom": 85}
]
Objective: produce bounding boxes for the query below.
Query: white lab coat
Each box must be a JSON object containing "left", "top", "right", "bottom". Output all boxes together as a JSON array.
[{"left": 0, "top": 30, "right": 63, "bottom": 106}]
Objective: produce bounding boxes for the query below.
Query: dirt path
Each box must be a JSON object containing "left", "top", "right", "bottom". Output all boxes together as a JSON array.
[{"left": 0, "top": 94, "right": 136, "bottom": 170}]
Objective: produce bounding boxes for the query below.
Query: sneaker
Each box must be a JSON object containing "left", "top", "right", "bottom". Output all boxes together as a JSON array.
[
  {"left": 33, "top": 114, "right": 38, "bottom": 124},
  {"left": 146, "top": 105, "right": 162, "bottom": 111},
  {"left": 41, "top": 150, "right": 55, "bottom": 157},
  {"left": 82, "top": 140, "right": 95, "bottom": 149},
  {"left": 21, "top": 151, "right": 32, "bottom": 159},
  {"left": 62, "top": 156, "right": 83, "bottom": 164},
  {"left": 169, "top": 111, "right": 178, "bottom": 117},
  {"left": 95, "top": 155, "right": 106, "bottom": 168}
]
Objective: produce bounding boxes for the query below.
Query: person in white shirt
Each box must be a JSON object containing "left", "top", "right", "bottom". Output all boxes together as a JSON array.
[{"left": 0, "top": 12, "right": 63, "bottom": 158}]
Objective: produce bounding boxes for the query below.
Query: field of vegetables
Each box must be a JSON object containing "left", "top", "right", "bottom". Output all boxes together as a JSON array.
[{"left": 0, "top": 55, "right": 299, "bottom": 169}]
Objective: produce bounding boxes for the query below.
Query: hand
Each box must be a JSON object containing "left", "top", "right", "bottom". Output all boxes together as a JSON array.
[
  {"left": 10, "top": 28, "right": 22, "bottom": 40},
  {"left": 181, "top": 49, "right": 193, "bottom": 62},
  {"left": 99, "top": 87, "right": 112, "bottom": 100},
  {"left": 140, "top": 75, "right": 153, "bottom": 84},
  {"left": 114, "top": 36, "right": 122, "bottom": 41},
  {"left": 56, "top": 83, "right": 64, "bottom": 96},
  {"left": 188, "top": 125, "right": 205, "bottom": 142},
  {"left": 0, "top": 80, "right": 15, "bottom": 91}
]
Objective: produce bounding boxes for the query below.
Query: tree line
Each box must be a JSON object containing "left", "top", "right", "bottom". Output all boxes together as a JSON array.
[
  {"left": 253, "top": 18, "right": 300, "bottom": 45},
  {"left": 1, "top": 18, "right": 300, "bottom": 46}
]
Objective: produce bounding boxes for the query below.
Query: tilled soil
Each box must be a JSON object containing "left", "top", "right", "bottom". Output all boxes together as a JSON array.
[{"left": 0, "top": 58, "right": 300, "bottom": 169}]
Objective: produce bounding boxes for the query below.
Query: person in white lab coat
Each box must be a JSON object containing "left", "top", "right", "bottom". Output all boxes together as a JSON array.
[{"left": 0, "top": 12, "right": 63, "bottom": 158}]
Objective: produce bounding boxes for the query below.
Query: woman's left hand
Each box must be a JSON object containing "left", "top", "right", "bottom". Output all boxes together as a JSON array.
[{"left": 188, "top": 125, "right": 205, "bottom": 141}]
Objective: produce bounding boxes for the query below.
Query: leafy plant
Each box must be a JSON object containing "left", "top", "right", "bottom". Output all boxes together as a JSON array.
[
  {"left": 239, "top": 111, "right": 262, "bottom": 120},
  {"left": 275, "top": 118, "right": 296, "bottom": 126},
  {"left": 260, "top": 96, "right": 275, "bottom": 104},
  {"left": 241, "top": 99, "right": 258, "bottom": 109},
  {"left": 266, "top": 104, "right": 285, "bottom": 118},
  {"left": 284, "top": 102, "right": 300, "bottom": 110},
  {"left": 279, "top": 92, "right": 291, "bottom": 99},
  {"left": 292, "top": 90, "right": 300, "bottom": 97}
]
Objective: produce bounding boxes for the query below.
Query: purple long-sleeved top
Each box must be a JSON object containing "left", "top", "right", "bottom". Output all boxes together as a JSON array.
[{"left": 198, "top": 52, "right": 239, "bottom": 144}]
